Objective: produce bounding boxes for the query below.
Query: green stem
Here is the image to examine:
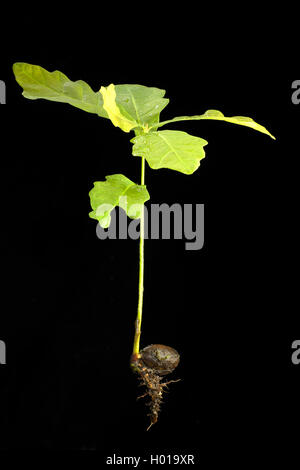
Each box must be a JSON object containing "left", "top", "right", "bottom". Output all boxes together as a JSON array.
[{"left": 132, "top": 156, "right": 145, "bottom": 357}]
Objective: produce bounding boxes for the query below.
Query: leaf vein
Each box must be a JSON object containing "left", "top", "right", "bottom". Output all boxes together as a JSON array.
[{"left": 158, "top": 133, "right": 187, "bottom": 170}]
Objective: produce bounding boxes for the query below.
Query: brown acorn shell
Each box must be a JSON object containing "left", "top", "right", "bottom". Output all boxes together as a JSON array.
[{"left": 140, "top": 344, "right": 180, "bottom": 376}]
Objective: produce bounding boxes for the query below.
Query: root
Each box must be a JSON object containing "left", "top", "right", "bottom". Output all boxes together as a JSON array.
[{"left": 133, "top": 358, "right": 181, "bottom": 430}]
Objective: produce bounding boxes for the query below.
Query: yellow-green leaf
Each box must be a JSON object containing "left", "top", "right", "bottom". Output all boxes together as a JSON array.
[
  {"left": 114, "top": 84, "right": 169, "bottom": 129},
  {"left": 131, "top": 130, "right": 208, "bottom": 175},
  {"left": 100, "top": 84, "right": 137, "bottom": 133},
  {"left": 12, "top": 62, "right": 107, "bottom": 117},
  {"left": 152, "top": 109, "right": 275, "bottom": 140},
  {"left": 89, "top": 174, "right": 150, "bottom": 228}
]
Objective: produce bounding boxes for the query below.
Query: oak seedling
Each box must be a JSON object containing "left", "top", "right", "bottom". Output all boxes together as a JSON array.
[{"left": 13, "top": 62, "right": 275, "bottom": 429}]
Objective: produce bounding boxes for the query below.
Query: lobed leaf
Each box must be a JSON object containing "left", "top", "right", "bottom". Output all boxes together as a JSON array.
[
  {"left": 100, "top": 84, "right": 138, "bottom": 132},
  {"left": 13, "top": 64, "right": 169, "bottom": 132},
  {"left": 100, "top": 83, "right": 169, "bottom": 133},
  {"left": 131, "top": 130, "right": 208, "bottom": 175},
  {"left": 12, "top": 62, "right": 107, "bottom": 117},
  {"left": 151, "top": 109, "right": 275, "bottom": 139},
  {"left": 114, "top": 84, "right": 169, "bottom": 130},
  {"left": 89, "top": 174, "right": 150, "bottom": 228}
]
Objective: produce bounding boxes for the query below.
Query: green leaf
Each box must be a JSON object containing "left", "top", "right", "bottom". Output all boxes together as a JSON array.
[
  {"left": 12, "top": 62, "right": 107, "bottom": 117},
  {"left": 151, "top": 109, "right": 275, "bottom": 139},
  {"left": 114, "top": 84, "right": 169, "bottom": 130},
  {"left": 89, "top": 174, "right": 150, "bottom": 228},
  {"left": 100, "top": 84, "right": 138, "bottom": 132},
  {"left": 99, "top": 83, "right": 169, "bottom": 133},
  {"left": 131, "top": 130, "right": 208, "bottom": 175}
]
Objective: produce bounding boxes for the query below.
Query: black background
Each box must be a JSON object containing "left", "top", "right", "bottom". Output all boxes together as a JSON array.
[{"left": 0, "top": 8, "right": 299, "bottom": 465}]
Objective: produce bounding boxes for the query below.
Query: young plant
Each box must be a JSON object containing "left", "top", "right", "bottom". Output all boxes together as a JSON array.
[{"left": 13, "top": 63, "right": 275, "bottom": 429}]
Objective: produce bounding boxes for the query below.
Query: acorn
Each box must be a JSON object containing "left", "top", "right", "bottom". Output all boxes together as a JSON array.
[{"left": 139, "top": 344, "right": 180, "bottom": 376}]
